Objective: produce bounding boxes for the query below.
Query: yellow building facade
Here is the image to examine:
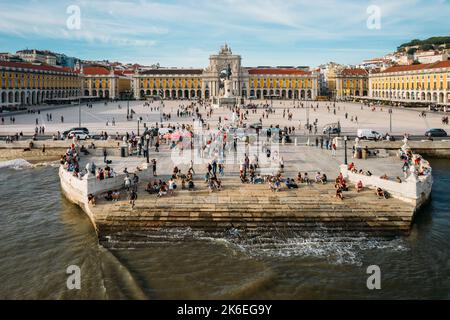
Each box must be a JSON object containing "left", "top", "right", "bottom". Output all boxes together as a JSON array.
[
  {"left": 247, "top": 68, "right": 317, "bottom": 100},
  {"left": 0, "top": 61, "right": 81, "bottom": 110},
  {"left": 369, "top": 61, "right": 450, "bottom": 105},
  {"left": 134, "top": 69, "right": 204, "bottom": 100},
  {"left": 335, "top": 68, "right": 369, "bottom": 99},
  {"left": 81, "top": 66, "right": 132, "bottom": 100},
  {"left": 133, "top": 46, "right": 318, "bottom": 101}
]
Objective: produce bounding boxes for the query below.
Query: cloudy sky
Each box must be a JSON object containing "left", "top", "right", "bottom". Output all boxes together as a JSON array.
[{"left": 0, "top": 0, "right": 449, "bottom": 67}]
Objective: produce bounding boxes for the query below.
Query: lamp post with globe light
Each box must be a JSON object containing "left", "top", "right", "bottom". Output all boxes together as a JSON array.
[
  {"left": 344, "top": 136, "right": 348, "bottom": 165},
  {"left": 146, "top": 133, "right": 150, "bottom": 164}
]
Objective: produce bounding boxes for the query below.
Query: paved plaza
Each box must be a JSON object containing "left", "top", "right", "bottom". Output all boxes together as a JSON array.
[{"left": 0, "top": 100, "right": 448, "bottom": 137}]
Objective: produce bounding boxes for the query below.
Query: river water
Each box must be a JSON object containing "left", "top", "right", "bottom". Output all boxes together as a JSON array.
[{"left": 0, "top": 160, "right": 448, "bottom": 299}]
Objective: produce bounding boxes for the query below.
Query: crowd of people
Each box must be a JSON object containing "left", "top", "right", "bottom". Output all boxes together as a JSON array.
[
  {"left": 61, "top": 144, "right": 81, "bottom": 177},
  {"left": 51, "top": 98, "right": 442, "bottom": 211}
]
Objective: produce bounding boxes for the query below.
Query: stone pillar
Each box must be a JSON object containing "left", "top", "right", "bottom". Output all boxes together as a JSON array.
[
  {"left": 110, "top": 77, "right": 116, "bottom": 99},
  {"left": 133, "top": 77, "right": 140, "bottom": 99}
]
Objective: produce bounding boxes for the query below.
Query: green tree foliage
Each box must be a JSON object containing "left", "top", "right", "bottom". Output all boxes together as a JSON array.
[{"left": 398, "top": 36, "right": 450, "bottom": 51}]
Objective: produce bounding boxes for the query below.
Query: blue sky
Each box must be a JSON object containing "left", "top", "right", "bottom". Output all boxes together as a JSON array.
[{"left": 0, "top": 0, "right": 449, "bottom": 67}]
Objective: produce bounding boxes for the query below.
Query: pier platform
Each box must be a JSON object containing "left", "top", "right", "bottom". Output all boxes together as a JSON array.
[
  {"left": 80, "top": 177, "right": 416, "bottom": 240},
  {"left": 57, "top": 142, "right": 431, "bottom": 241}
]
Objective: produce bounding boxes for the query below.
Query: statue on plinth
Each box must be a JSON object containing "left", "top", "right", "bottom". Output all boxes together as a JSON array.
[{"left": 401, "top": 135, "right": 410, "bottom": 152}]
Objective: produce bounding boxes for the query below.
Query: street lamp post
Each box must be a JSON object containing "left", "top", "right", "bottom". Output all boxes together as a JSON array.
[
  {"left": 78, "top": 99, "right": 81, "bottom": 128},
  {"left": 389, "top": 108, "right": 393, "bottom": 133},
  {"left": 306, "top": 98, "right": 310, "bottom": 129},
  {"left": 137, "top": 118, "right": 141, "bottom": 136},
  {"left": 344, "top": 136, "right": 348, "bottom": 165},
  {"left": 127, "top": 91, "right": 130, "bottom": 120},
  {"left": 146, "top": 133, "right": 150, "bottom": 164}
]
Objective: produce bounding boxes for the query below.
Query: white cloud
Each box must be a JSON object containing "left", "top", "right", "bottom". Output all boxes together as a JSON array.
[{"left": 0, "top": 0, "right": 449, "bottom": 66}]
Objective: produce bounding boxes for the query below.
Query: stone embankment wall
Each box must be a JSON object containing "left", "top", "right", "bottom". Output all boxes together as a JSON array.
[
  {"left": 0, "top": 139, "right": 122, "bottom": 157},
  {"left": 362, "top": 140, "right": 450, "bottom": 158},
  {"left": 340, "top": 165, "right": 432, "bottom": 209},
  {"left": 59, "top": 166, "right": 125, "bottom": 231}
]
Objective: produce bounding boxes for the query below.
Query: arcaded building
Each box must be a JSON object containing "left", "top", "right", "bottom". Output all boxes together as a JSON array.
[
  {"left": 133, "top": 45, "right": 319, "bottom": 101},
  {"left": 0, "top": 61, "right": 81, "bottom": 111}
]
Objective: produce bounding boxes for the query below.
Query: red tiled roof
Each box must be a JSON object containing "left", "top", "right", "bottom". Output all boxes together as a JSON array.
[
  {"left": 380, "top": 60, "right": 450, "bottom": 73},
  {"left": 341, "top": 68, "right": 368, "bottom": 76},
  {"left": 0, "top": 61, "right": 75, "bottom": 74},
  {"left": 82, "top": 66, "right": 111, "bottom": 75},
  {"left": 248, "top": 68, "right": 311, "bottom": 75},
  {"left": 140, "top": 69, "right": 203, "bottom": 75},
  {"left": 381, "top": 64, "right": 428, "bottom": 73},
  {"left": 61, "top": 67, "right": 74, "bottom": 73},
  {"left": 430, "top": 60, "right": 450, "bottom": 69}
]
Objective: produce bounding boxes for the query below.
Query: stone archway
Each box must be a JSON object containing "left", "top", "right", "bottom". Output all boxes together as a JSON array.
[{"left": 300, "top": 90, "right": 305, "bottom": 99}]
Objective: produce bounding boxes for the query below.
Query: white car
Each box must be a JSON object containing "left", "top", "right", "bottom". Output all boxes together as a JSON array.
[
  {"left": 68, "top": 130, "right": 90, "bottom": 140},
  {"left": 357, "top": 129, "right": 382, "bottom": 141}
]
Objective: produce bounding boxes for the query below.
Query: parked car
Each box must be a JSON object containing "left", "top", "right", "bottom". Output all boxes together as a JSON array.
[
  {"left": 323, "top": 126, "right": 341, "bottom": 135},
  {"left": 357, "top": 129, "right": 383, "bottom": 140},
  {"left": 157, "top": 128, "right": 174, "bottom": 136},
  {"left": 425, "top": 128, "right": 448, "bottom": 137},
  {"left": 68, "top": 130, "right": 90, "bottom": 140},
  {"left": 63, "top": 127, "right": 89, "bottom": 137},
  {"left": 322, "top": 123, "right": 341, "bottom": 135},
  {"left": 249, "top": 122, "right": 263, "bottom": 130}
]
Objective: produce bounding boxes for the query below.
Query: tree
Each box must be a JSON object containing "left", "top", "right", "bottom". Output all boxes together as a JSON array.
[
  {"left": 407, "top": 48, "right": 417, "bottom": 55},
  {"left": 421, "top": 44, "right": 434, "bottom": 51}
]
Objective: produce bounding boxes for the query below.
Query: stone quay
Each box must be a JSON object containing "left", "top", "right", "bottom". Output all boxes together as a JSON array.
[{"left": 57, "top": 138, "right": 432, "bottom": 243}]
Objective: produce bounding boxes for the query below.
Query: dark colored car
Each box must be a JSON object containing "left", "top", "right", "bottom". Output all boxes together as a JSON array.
[
  {"left": 249, "top": 122, "right": 263, "bottom": 130},
  {"left": 425, "top": 128, "right": 448, "bottom": 137},
  {"left": 323, "top": 127, "right": 341, "bottom": 135}
]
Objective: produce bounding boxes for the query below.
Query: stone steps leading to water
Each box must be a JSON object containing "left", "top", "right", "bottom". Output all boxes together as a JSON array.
[{"left": 89, "top": 183, "right": 416, "bottom": 237}]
